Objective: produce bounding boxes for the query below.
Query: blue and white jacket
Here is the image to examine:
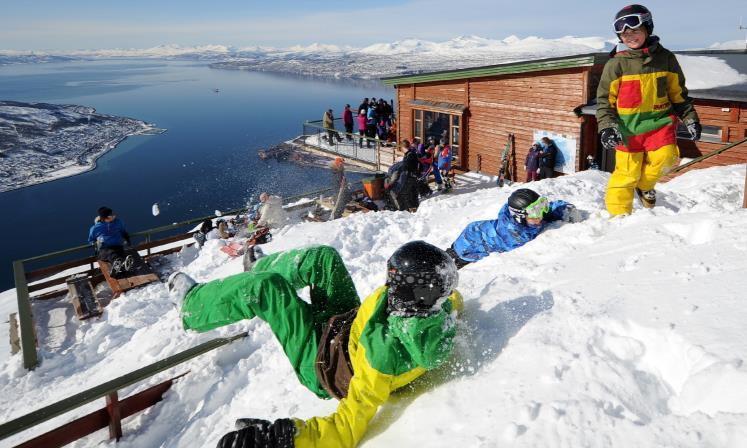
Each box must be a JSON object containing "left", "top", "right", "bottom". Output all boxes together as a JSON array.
[{"left": 452, "top": 200, "right": 571, "bottom": 262}]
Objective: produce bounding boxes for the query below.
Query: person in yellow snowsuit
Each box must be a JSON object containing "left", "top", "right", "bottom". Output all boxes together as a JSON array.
[
  {"left": 168, "top": 241, "right": 462, "bottom": 448},
  {"left": 597, "top": 4, "right": 700, "bottom": 215}
]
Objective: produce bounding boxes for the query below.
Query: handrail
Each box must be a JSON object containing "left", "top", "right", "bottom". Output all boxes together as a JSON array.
[
  {"left": 671, "top": 137, "right": 747, "bottom": 173},
  {"left": 0, "top": 332, "right": 248, "bottom": 442},
  {"left": 19, "top": 186, "right": 343, "bottom": 265}
]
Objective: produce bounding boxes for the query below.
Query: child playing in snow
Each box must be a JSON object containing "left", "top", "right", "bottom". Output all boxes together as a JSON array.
[
  {"left": 446, "top": 188, "right": 580, "bottom": 269},
  {"left": 597, "top": 4, "right": 700, "bottom": 215},
  {"left": 168, "top": 242, "right": 462, "bottom": 448}
]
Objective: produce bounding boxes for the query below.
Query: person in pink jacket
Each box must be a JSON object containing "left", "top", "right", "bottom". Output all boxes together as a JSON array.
[{"left": 357, "top": 109, "right": 369, "bottom": 148}]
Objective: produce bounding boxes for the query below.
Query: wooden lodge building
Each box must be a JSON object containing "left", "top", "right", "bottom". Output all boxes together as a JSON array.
[{"left": 381, "top": 50, "right": 747, "bottom": 180}]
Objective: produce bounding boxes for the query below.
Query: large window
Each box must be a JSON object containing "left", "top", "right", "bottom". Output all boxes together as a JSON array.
[{"left": 412, "top": 109, "right": 461, "bottom": 160}]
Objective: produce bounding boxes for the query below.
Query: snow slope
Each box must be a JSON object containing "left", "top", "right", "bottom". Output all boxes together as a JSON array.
[{"left": 1, "top": 165, "right": 747, "bottom": 447}]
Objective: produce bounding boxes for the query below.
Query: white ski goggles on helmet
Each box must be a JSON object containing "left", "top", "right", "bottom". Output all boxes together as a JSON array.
[
  {"left": 613, "top": 13, "right": 651, "bottom": 34},
  {"left": 524, "top": 196, "right": 550, "bottom": 219}
]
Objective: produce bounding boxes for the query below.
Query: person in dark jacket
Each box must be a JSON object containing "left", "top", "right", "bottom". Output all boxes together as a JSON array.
[
  {"left": 342, "top": 104, "right": 354, "bottom": 140},
  {"left": 525, "top": 143, "right": 541, "bottom": 182},
  {"left": 445, "top": 189, "right": 580, "bottom": 269},
  {"left": 385, "top": 141, "right": 420, "bottom": 211},
  {"left": 87, "top": 206, "right": 133, "bottom": 275},
  {"left": 537, "top": 137, "right": 558, "bottom": 179},
  {"left": 167, "top": 241, "right": 462, "bottom": 448}
]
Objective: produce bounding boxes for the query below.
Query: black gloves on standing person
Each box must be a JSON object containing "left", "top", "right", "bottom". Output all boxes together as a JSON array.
[
  {"left": 600, "top": 127, "right": 623, "bottom": 151},
  {"left": 216, "top": 418, "right": 295, "bottom": 448},
  {"left": 685, "top": 120, "right": 702, "bottom": 141}
]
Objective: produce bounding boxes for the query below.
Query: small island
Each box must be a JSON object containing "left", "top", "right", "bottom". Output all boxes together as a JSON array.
[{"left": 0, "top": 101, "right": 164, "bottom": 192}]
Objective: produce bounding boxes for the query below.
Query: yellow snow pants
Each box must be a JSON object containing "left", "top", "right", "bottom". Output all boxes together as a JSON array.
[{"left": 605, "top": 143, "right": 679, "bottom": 215}]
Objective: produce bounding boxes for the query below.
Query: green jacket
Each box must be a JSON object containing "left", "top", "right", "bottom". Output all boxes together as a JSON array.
[
  {"left": 596, "top": 38, "right": 698, "bottom": 150},
  {"left": 294, "top": 286, "right": 463, "bottom": 448}
]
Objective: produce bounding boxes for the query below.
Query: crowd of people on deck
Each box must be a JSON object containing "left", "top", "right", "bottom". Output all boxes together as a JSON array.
[{"left": 322, "top": 97, "right": 396, "bottom": 147}]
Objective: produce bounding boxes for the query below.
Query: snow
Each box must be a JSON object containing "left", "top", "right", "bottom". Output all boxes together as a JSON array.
[
  {"left": 677, "top": 55, "right": 747, "bottom": 90},
  {"left": 709, "top": 40, "right": 747, "bottom": 50},
  {"left": 1, "top": 165, "right": 747, "bottom": 447}
]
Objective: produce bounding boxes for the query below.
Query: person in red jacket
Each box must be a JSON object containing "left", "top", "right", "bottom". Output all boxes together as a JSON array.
[{"left": 342, "top": 104, "right": 354, "bottom": 140}]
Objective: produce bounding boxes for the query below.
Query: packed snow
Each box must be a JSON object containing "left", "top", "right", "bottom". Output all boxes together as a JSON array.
[
  {"left": 1, "top": 164, "right": 746, "bottom": 447},
  {"left": 676, "top": 55, "right": 747, "bottom": 90}
]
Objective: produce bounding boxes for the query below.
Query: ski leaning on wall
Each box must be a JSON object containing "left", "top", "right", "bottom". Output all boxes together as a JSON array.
[{"left": 497, "top": 133, "right": 514, "bottom": 187}]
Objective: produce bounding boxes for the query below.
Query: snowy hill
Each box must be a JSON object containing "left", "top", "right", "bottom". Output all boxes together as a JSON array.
[{"left": 1, "top": 165, "right": 747, "bottom": 447}]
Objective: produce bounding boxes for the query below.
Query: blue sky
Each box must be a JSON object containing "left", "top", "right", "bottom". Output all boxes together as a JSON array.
[{"left": 1, "top": 0, "right": 745, "bottom": 51}]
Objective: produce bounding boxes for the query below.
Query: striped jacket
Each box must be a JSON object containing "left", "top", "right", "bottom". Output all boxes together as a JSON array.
[{"left": 596, "top": 38, "right": 699, "bottom": 152}]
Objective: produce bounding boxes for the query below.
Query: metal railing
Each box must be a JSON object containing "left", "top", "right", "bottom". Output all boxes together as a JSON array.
[
  {"left": 0, "top": 332, "right": 248, "bottom": 446},
  {"left": 302, "top": 118, "right": 397, "bottom": 170},
  {"left": 9, "top": 186, "right": 352, "bottom": 370}
]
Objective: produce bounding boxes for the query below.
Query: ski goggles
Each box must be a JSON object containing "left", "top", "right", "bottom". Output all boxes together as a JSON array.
[
  {"left": 524, "top": 196, "right": 550, "bottom": 219},
  {"left": 613, "top": 13, "right": 651, "bottom": 34}
]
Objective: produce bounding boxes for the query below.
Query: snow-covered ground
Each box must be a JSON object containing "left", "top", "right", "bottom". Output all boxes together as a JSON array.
[{"left": 1, "top": 164, "right": 746, "bottom": 447}]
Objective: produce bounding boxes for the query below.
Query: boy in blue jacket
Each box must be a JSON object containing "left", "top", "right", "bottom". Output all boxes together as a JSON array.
[
  {"left": 88, "top": 206, "right": 133, "bottom": 275},
  {"left": 446, "top": 188, "right": 580, "bottom": 269}
]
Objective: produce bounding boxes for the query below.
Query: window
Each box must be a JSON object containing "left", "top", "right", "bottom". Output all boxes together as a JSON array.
[
  {"left": 414, "top": 110, "right": 422, "bottom": 142},
  {"left": 412, "top": 109, "right": 462, "bottom": 162},
  {"left": 676, "top": 122, "right": 723, "bottom": 143}
]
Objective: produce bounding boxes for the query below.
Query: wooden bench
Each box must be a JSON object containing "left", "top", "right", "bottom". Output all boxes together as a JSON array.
[
  {"left": 66, "top": 274, "right": 102, "bottom": 319},
  {"left": 98, "top": 260, "right": 159, "bottom": 299}
]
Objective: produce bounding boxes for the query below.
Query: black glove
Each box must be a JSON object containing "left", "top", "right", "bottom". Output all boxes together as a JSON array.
[
  {"left": 685, "top": 120, "right": 701, "bottom": 141},
  {"left": 600, "top": 127, "right": 623, "bottom": 151},
  {"left": 122, "top": 231, "right": 131, "bottom": 246},
  {"left": 216, "top": 418, "right": 295, "bottom": 448}
]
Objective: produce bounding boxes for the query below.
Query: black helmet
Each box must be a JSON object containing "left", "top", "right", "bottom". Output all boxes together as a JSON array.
[
  {"left": 614, "top": 4, "right": 653, "bottom": 35},
  {"left": 386, "top": 241, "right": 458, "bottom": 317},
  {"left": 507, "top": 188, "right": 541, "bottom": 224}
]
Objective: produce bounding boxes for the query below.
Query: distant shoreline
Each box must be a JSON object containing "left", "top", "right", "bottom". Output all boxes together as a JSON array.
[{"left": 0, "top": 126, "right": 164, "bottom": 194}]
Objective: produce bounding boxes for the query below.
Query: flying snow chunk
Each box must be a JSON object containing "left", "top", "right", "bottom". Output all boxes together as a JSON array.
[
  {"left": 215, "top": 210, "right": 222, "bottom": 217},
  {"left": 152, "top": 203, "right": 160, "bottom": 216}
]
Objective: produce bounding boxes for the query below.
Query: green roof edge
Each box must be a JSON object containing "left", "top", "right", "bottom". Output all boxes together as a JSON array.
[{"left": 381, "top": 53, "right": 608, "bottom": 86}]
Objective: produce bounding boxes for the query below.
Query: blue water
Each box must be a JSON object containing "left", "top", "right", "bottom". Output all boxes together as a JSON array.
[{"left": 0, "top": 60, "right": 392, "bottom": 290}]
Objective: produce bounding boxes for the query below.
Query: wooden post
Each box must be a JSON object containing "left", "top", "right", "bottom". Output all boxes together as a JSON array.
[
  {"left": 9, "top": 313, "right": 20, "bottom": 355},
  {"left": 13, "top": 261, "right": 38, "bottom": 370},
  {"left": 106, "top": 392, "right": 123, "bottom": 441}
]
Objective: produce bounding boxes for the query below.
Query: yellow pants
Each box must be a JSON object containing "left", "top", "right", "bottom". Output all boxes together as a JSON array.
[{"left": 605, "top": 144, "right": 679, "bottom": 215}]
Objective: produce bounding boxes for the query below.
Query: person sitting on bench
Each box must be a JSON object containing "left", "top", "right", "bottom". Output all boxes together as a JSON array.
[{"left": 88, "top": 206, "right": 133, "bottom": 276}]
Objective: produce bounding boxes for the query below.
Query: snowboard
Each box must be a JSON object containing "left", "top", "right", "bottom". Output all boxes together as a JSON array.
[
  {"left": 220, "top": 242, "right": 246, "bottom": 258},
  {"left": 497, "top": 135, "right": 513, "bottom": 187}
]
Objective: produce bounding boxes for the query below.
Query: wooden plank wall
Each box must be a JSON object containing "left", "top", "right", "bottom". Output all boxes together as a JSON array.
[
  {"left": 397, "top": 85, "right": 414, "bottom": 147},
  {"left": 467, "top": 69, "right": 587, "bottom": 176},
  {"left": 395, "top": 69, "right": 588, "bottom": 177}
]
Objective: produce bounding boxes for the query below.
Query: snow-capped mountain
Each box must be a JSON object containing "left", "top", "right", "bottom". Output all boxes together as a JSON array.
[{"left": 1, "top": 35, "right": 614, "bottom": 78}]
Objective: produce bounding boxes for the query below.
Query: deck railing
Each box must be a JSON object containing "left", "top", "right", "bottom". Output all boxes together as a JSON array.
[
  {"left": 9, "top": 187, "right": 335, "bottom": 370},
  {"left": 302, "top": 118, "right": 397, "bottom": 170},
  {"left": 0, "top": 332, "right": 248, "bottom": 447}
]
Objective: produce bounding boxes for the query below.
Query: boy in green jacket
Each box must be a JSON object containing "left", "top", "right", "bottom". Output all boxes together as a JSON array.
[
  {"left": 168, "top": 242, "right": 462, "bottom": 448},
  {"left": 596, "top": 4, "right": 701, "bottom": 215}
]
